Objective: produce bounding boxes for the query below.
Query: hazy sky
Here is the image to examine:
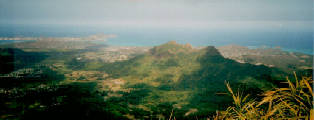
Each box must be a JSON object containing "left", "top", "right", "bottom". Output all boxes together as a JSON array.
[{"left": 0, "top": 0, "right": 313, "bottom": 29}]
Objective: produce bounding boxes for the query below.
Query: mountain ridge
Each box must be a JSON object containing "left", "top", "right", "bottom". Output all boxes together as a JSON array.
[{"left": 95, "top": 42, "right": 279, "bottom": 117}]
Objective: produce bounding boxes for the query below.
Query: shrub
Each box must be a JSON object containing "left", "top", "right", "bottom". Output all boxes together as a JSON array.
[{"left": 212, "top": 72, "right": 313, "bottom": 120}]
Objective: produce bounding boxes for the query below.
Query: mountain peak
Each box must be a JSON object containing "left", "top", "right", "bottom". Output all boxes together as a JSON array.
[
  {"left": 205, "top": 46, "right": 221, "bottom": 56},
  {"left": 149, "top": 41, "right": 193, "bottom": 57},
  {"left": 161, "top": 41, "right": 193, "bottom": 49},
  {"left": 166, "top": 40, "right": 178, "bottom": 45}
]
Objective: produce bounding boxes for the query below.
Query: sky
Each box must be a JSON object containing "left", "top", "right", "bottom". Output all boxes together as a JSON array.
[{"left": 0, "top": 0, "right": 313, "bottom": 30}]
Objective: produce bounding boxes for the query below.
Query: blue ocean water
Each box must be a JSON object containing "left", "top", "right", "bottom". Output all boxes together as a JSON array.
[
  {"left": 0, "top": 40, "right": 28, "bottom": 45},
  {"left": 0, "top": 24, "right": 312, "bottom": 54}
]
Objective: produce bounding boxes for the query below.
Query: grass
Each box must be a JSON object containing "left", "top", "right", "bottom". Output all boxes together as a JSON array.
[{"left": 212, "top": 72, "right": 313, "bottom": 120}]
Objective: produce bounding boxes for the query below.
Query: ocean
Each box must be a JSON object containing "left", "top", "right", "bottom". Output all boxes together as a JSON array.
[{"left": 0, "top": 24, "right": 312, "bottom": 54}]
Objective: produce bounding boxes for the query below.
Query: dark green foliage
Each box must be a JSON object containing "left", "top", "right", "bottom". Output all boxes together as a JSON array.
[
  {"left": 1, "top": 42, "right": 306, "bottom": 119},
  {"left": 1, "top": 82, "right": 130, "bottom": 120},
  {"left": 67, "top": 58, "right": 86, "bottom": 70},
  {"left": 0, "top": 66, "right": 64, "bottom": 88},
  {"left": 0, "top": 48, "right": 48, "bottom": 74},
  {"left": 98, "top": 55, "right": 144, "bottom": 78},
  {"left": 120, "top": 84, "right": 152, "bottom": 104},
  {"left": 94, "top": 43, "right": 286, "bottom": 118},
  {"left": 154, "top": 102, "right": 175, "bottom": 116},
  {"left": 158, "top": 58, "right": 180, "bottom": 70},
  {"left": 156, "top": 74, "right": 177, "bottom": 90},
  {"left": 178, "top": 46, "right": 274, "bottom": 90}
]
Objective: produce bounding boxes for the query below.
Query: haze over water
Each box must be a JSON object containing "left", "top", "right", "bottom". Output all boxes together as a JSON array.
[
  {"left": 0, "top": 0, "right": 313, "bottom": 54},
  {"left": 0, "top": 24, "right": 312, "bottom": 54}
]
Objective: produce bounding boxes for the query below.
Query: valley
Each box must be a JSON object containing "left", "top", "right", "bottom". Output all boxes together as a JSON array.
[{"left": 0, "top": 40, "right": 312, "bottom": 119}]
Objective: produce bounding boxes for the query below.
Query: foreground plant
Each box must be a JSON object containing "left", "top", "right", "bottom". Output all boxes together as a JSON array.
[{"left": 213, "top": 72, "right": 313, "bottom": 120}]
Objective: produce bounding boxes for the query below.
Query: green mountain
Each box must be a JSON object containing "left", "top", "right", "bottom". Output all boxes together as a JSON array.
[
  {"left": 103, "top": 41, "right": 275, "bottom": 88},
  {"left": 96, "top": 41, "right": 280, "bottom": 118},
  {"left": 0, "top": 42, "right": 291, "bottom": 119}
]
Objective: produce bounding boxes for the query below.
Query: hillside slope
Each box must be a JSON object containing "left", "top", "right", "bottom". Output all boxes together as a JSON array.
[{"left": 96, "top": 41, "right": 280, "bottom": 118}]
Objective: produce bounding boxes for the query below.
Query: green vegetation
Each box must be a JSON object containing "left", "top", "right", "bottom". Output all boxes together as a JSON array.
[
  {"left": 90, "top": 41, "right": 290, "bottom": 119},
  {"left": 0, "top": 42, "right": 312, "bottom": 119},
  {"left": 212, "top": 72, "right": 313, "bottom": 120},
  {"left": 0, "top": 48, "right": 48, "bottom": 74}
]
